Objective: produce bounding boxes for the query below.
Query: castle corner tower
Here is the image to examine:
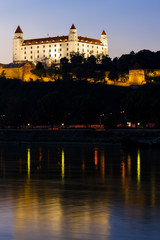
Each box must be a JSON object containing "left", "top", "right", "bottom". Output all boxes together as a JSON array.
[{"left": 13, "top": 26, "right": 24, "bottom": 62}]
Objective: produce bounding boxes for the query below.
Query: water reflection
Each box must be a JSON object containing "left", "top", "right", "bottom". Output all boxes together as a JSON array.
[
  {"left": 137, "top": 149, "right": 141, "bottom": 189},
  {"left": 0, "top": 144, "right": 159, "bottom": 240}
]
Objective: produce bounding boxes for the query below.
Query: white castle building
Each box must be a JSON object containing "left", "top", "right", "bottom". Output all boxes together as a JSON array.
[{"left": 13, "top": 25, "right": 108, "bottom": 64}]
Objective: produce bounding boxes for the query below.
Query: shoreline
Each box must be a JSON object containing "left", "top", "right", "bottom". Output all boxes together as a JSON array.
[{"left": 0, "top": 128, "right": 160, "bottom": 144}]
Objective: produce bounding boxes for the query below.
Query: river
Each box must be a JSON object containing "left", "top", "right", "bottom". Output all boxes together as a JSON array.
[{"left": 0, "top": 143, "right": 159, "bottom": 240}]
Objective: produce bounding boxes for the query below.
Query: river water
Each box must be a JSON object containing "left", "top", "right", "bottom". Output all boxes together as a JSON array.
[{"left": 0, "top": 143, "right": 159, "bottom": 240}]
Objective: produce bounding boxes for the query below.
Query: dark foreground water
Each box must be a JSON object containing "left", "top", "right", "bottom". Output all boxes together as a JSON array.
[{"left": 0, "top": 143, "right": 159, "bottom": 240}]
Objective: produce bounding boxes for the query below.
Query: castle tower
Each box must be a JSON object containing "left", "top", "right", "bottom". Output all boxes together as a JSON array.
[
  {"left": 100, "top": 30, "right": 108, "bottom": 55},
  {"left": 13, "top": 26, "right": 24, "bottom": 62},
  {"left": 68, "top": 24, "right": 78, "bottom": 42}
]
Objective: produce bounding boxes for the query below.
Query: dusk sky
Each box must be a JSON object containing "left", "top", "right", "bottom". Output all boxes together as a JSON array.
[{"left": 0, "top": 0, "right": 160, "bottom": 63}]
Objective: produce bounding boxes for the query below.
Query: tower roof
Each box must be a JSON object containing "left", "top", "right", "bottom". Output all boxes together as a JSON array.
[
  {"left": 101, "top": 30, "right": 106, "bottom": 35},
  {"left": 70, "top": 24, "right": 76, "bottom": 30},
  {"left": 15, "top": 26, "right": 23, "bottom": 33}
]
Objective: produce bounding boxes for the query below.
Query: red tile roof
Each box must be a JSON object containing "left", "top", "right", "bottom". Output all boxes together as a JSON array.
[
  {"left": 70, "top": 24, "right": 76, "bottom": 29},
  {"left": 101, "top": 30, "right": 106, "bottom": 35},
  {"left": 15, "top": 26, "right": 23, "bottom": 33},
  {"left": 23, "top": 35, "right": 103, "bottom": 46}
]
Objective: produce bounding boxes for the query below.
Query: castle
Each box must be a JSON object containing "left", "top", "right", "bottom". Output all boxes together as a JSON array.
[{"left": 13, "top": 25, "right": 108, "bottom": 65}]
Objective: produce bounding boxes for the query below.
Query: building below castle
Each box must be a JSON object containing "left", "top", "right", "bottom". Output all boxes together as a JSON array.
[{"left": 13, "top": 25, "right": 108, "bottom": 65}]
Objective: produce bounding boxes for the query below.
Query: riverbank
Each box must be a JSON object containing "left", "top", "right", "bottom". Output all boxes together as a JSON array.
[{"left": 0, "top": 128, "right": 160, "bottom": 144}]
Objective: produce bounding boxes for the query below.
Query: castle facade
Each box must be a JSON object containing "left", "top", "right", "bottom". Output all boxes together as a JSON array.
[{"left": 13, "top": 25, "right": 108, "bottom": 64}]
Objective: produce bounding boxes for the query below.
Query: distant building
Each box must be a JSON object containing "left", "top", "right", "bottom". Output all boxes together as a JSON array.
[{"left": 13, "top": 25, "right": 108, "bottom": 65}]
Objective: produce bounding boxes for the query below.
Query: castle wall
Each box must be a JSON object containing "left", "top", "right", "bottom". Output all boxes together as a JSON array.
[{"left": 129, "top": 69, "right": 145, "bottom": 85}]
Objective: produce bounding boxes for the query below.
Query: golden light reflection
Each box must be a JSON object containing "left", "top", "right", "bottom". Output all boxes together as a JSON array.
[
  {"left": 28, "top": 148, "right": 30, "bottom": 180},
  {"left": 151, "top": 169, "right": 155, "bottom": 207},
  {"left": 94, "top": 148, "right": 98, "bottom": 169},
  {"left": 62, "top": 149, "right": 65, "bottom": 182},
  {"left": 137, "top": 149, "right": 141, "bottom": 188},
  {"left": 100, "top": 149, "right": 105, "bottom": 181},
  {"left": 128, "top": 155, "right": 131, "bottom": 176}
]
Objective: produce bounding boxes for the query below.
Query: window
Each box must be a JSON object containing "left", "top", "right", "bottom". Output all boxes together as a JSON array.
[
  {"left": 55, "top": 54, "right": 56, "bottom": 57},
  {"left": 82, "top": 44, "right": 84, "bottom": 47},
  {"left": 77, "top": 48, "right": 79, "bottom": 51},
  {"left": 37, "top": 46, "right": 39, "bottom": 48},
  {"left": 37, "top": 55, "right": 39, "bottom": 58},
  {"left": 55, "top": 60, "right": 57, "bottom": 62},
  {"left": 31, "top": 56, "right": 32, "bottom": 59},
  {"left": 49, "top": 49, "right": 51, "bottom": 52},
  {"left": 55, "top": 44, "right": 56, "bottom": 47},
  {"left": 67, "top": 48, "right": 68, "bottom": 51},
  {"left": 87, "top": 45, "right": 89, "bottom": 47},
  {"left": 60, "top": 44, "right": 62, "bottom": 46},
  {"left": 31, "top": 47, "right": 32, "bottom": 49},
  {"left": 24, "top": 57, "right": 26, "bottom": 59},
  {"left": 60, "top": 49, "right": 62, "bottom": 51},
  {"left": 43, "top": 50, "right": 45, "bottom": 53},
  {"left": 49, "top": 54, "right": 51, "bottom": 57},
  {"left": 55, "top": 49, "right": 56, "bottom": 52},
  {"left": 37, "top": 51, "right": 39, "bottom": 53},
  {"left": 60, "top": 54, "right": 62, "bottom": 57},
  {"left": 43, "top": 45, "right": 45, "bottom": 48},
  {"left": 49, "top": 45, "right": 51, "bottom": 47},
  {"left": 67, "top": 43, "right": 68, "bottom": 46},
  {"left": 31, "top": 51, "right": 32, "bottom": 54},
  {"left": 24, "top": 47, "right": 26, "bottom": 50},
  {"left": 67, "top": 53, "right": 68, "bottom": 56},
  {"left": 43, "top": 55, "right": 45, "bottom": 57},
  {"left": 24, "top": 52, "right": 26, "bottom": 54}
]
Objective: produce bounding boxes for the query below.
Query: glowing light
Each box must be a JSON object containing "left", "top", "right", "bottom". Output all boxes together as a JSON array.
[
  {"left": 137, "top": 149, "right": 141, "bottom": 188},
  {"left": 137, "top": 123, "right": 140, "bottom": 126},
  {"left": 62, "top": 149, "right": 65, "bottom": 181},
  {"left": 94, "top": 148, "right": 98, "bottom": 167},
  {"left": 127, "top": 155, "right": 131, "bottom": 176},
  {"left": 28, "top": 148, "right": 31, "bottom": 179},
  {"left": 100, "top": 149, "right": 105, "bottom": 181}
]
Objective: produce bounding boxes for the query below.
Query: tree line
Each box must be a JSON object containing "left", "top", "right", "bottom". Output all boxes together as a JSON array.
[{"left": 0, "top": 77, "right": 160, "bottom": 128}]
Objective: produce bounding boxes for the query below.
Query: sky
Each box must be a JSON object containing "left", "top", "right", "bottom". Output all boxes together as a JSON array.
[{"left": 0, "top": 0, "right": 160, "bottom": 63}]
